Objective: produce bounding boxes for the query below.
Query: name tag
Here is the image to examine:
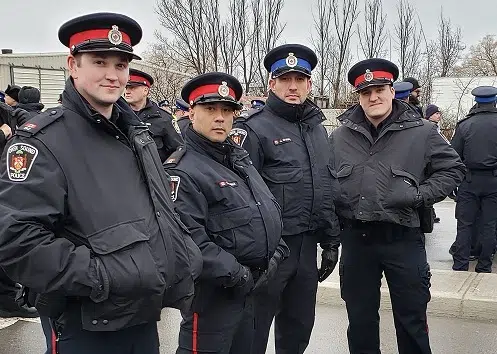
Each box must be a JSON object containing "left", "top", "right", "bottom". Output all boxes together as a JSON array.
[{"left": 273, "top": 138, "right": 292, "bottom": 145}]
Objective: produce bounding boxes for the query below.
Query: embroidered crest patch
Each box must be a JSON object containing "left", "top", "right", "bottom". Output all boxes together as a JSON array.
[
  {"left": 229, "top": 128, "right": 248, "bottom": 146},
  {"left": 7, "top": 143, "right": 38, "bottom": 182},
  {"left": 169, "top": 176, "right": 181, "bottom": 202}
]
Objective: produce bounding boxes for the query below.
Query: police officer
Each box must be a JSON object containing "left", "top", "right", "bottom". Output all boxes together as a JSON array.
[
  {"left": 233, "top": 44, "right": 340, "bottom": 354},
  {"left": 174, "top": 98, "right": 190, "bottom": 136},
  {"left": 158, "top": 99, "right": 172, "bottom": 114},
  {"left": 393, "top": 81, "right": 413, "bottom": 103},
  {"left": 331, "top": 58, "right": 465, "bottom": 354},
  {"left": 165, "top": 72, "right": 288, "bottom": 354},
  {"left": 251, "top": 99, "right": 265, "bottom": 109},
  {"left": 125, "top": 68, "right": 183, "bottom": 162},
  {"left": 404, "top": 77, "right": 423, "bottom": 117},
  {"left": 0, "top": 13, "right": 200, "bottom": 354},
  {"left": 451, "top": 86, "right": 497, "bottom": 273}
]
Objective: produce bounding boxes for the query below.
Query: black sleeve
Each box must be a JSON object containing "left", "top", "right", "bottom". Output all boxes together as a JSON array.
[
  {"left": 0, "top": 131, "right": 6, "bottom": 153},
  {"left": 167, "top": 169, "right": 243, "bottom": 286},
  {"left": 0, "top": 137, "right": 104, "bottom": 300},
  {"left": 450, "top": 123, "right": 464, "bottom": 159},
  {"left": 421, "top": 125, "right": 466, "bottom": 205}
]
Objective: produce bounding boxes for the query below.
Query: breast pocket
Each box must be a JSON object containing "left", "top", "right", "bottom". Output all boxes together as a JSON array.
[
  {"left": 384, "top": 167, "right": 419, "bottom": 209},
  {"left": 261, "top": 166, "right": 303, "bottom": 217},
  {"left": 87, "top": 218, "right": 165, "bottom": 297},
  {"left": 335, "top": 165, "right": 354, "bottom": 207},
  {"left": 206, "top": 205, "right": 253, "bottom": 254}
]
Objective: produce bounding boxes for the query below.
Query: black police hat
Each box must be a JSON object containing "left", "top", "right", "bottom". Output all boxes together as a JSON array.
[
  {"left": 348, "top": 58, "right": 399, "bottom": 92},
  {"left": 4, "top": 84, "right": 21, "bottom": 102},
  {"left": 471, "top": 86, "right": 497, "bottom": 103},
  {"left": 264, "top": 44, "right": 318, "bottom": 78},
  {"left": 181, "top": 72, "right": 243, "bottom": 110},
  {"left": 158, "top": 99, "right": 169, "bottom": 108},
  {"left": 175, "top": 98, "right": 189, "bottom": 112},
  {"left": 393, "top": 81, "right": 413, "bottom": 100},
  {"left": 58, "top": 12, "right": 142, "bottom": 60},
  {"left": 127, "top": 68, "right": 154, "bottom": 87}
]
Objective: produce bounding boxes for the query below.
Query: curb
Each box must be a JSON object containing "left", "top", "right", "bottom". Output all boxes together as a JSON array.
[{"left": 317, "top": 269, "right": 497, "bottom": 322}]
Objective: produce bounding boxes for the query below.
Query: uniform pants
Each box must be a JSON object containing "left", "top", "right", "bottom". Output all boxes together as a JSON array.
[
  {"left": 177, "top": 282, "right": 254, "bottom": 354},
  {"left": 54, "top": 316, "right": 159, "bottom": 354},
  {"left": 453, "top": 173, "right": 497, "bottom": 272},
  {"left": 252, "top": 232, "right": 318, "bottom": 354},
  {"left": 340, "top": 223, "right": 431, "bottom": 354}
]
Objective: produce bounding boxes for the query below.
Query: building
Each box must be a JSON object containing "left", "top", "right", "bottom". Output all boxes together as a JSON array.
[{"left": 0, "top": 50, "right": 190, "bottom": 108}]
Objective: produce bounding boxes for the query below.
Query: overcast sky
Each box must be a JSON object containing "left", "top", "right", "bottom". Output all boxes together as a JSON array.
[{"left": 2, "top": 0, "right": 496, "bottom": 60}]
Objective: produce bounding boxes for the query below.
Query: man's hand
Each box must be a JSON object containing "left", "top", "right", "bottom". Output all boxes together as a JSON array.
[
  {"left": 0, "top": 124, "right": 12, "bottom": 139},
  {"left": 232, "top": 265, "right": 254, "bottom": 297},
  {"left": 253, "top": 244, "right": 288, "bottom": 292},
  {"left": 318, "top": 247, "right": 339, "bottom": 282}
]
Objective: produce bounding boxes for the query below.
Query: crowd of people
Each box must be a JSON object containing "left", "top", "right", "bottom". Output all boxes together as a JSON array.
[{"left": 0, "top": 9, "right": 494, "bottom": 354}]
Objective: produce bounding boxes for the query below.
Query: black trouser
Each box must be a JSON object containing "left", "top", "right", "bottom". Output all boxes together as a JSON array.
[
  {"left": 252, "top": 232, "right": 318, "bottom": 354},
  {"left": 41, "top": 316, "right": 53, "bottom": 354},
  {"left": 177, "top": 281, "right": 254, "bottom": 354},
  {"left": 453, "top": 171, "right": 497, "bottom": 272},
  {"left": 0, "top": 267, "right": 18, "bottom": 310},
  {"left": 340, "top": 222, "right": 431, "bottom": 354},
  {"left": 53, "top": 312, "right": 159, "bottom": 354}
]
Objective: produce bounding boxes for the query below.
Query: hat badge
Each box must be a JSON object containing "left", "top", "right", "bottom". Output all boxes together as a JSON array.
[
  {"left": 218, "top": 81, "right": 230, "bottom": 97},
  {"left": 364, "top": 69, "right": 374, "bottom": 82},
  {"left": 286, "top": 53, "right": 298, "bottom": 68},
  {"left": 108, "top": 25, "right": 123, "bottom": 46}
]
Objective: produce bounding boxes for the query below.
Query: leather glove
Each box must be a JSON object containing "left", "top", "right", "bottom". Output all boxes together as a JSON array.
[
  {"left": 253, "top": 244, "right": 288, "bottom": 292},
  {"left": 232, "top": 265, "right": 254, "bottom": 297},
  {"left": 318, "top": 247, "right": 339, "bottom": 282}
]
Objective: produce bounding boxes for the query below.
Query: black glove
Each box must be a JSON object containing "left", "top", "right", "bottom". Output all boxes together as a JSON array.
[
  {"left": 318, "top": 247, "right": 339, "bottom": 282},
  {"left": 253, "top": 245, "right": 288, "bottom": 292},
  {"left": 232, "top": 265, "right": 254, "bottom": 297}
]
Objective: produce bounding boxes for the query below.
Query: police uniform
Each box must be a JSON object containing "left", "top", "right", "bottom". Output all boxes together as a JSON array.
[
  {"left": 394, "top": 81, "right": 413, "bottom": 101},
  {"left": 0, "top": 13, "right": 201, "bottom": 354},
  {"left": 165, "top": 72, "right": 287, "bottom": 354},
  {"left": 331, "top": 59, "right": 465, "bottom": 354},
  {"left": 232, "top": 44, "right": 340, "bottom": 354},
  {"left": 175, "top": 98, "right": 190, "bottom": 136},
  {"left": 127, "top": 69, "right": 183, "bottom": 162},
  {"left": 451, "top": 86, "right": 497, "bottom": 273}
]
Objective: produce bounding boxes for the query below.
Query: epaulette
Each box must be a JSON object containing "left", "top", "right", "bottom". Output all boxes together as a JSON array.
[
  {"left": 236, "top": 107, "right": 263, "bottom": 123},
  {"left": 164, "top": 145, "right": 187, "bottom": 167},
  {"left": 16, "top": 107, "right": 64, "bottom": 137}
]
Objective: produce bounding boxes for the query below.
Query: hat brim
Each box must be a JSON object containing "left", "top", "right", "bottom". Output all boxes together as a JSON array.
[
  {"left": 126, "top": 81, "right": 148, "bottom": 87},
  {"left": 76, "top": 47, "right": 141, "bottom": 61},
  {"left": 272, "top": 66, "right": 312, "bottom": 79},
  {"left": 196, "top": 98, "right": 243, "bottom": 111},
  {"left": 355, "top": 79, "right": 393, "bottom": 93}
]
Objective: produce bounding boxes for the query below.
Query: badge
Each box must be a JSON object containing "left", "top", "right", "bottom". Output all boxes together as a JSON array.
[
  {"left": 108, "top": 25, "right": 123, "bottom": 46},
  {"left": 364, "top": 69, "right": 374, "bottom": 82},
  {"left": 273, "top": 137, "right": 292, "bottom": 146},
  {"left": 169, "top": 176, "right": 181, "bottom": 202},
  {"left": 218, "top": 181, "right": 238, "bottom": 188},
  {"left": 7, "top": 143, "right": 38, "bottom": 182},
  {"left": 286, "top": 53, "right": 298, "bottom": 68},
  {"left": 229, "top": 128, "right": 248, "bottom": 146},
  {"left": 218, "top": 81, "right": 230, "bottom": 97}
]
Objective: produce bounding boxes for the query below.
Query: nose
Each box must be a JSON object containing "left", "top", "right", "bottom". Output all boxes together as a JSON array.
[
  {"left": 288, "top": 79, "right": 298, "bottom": 90},
  {"left": 369, "top": 92, "right": 379, "bottom": 101},
  {"left": 105, "top": 67, "right": 119, "bottom": 82}
]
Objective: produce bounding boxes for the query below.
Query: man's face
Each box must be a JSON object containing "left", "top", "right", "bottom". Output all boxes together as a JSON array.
[
  {"left": 429, "top": 111, "right": 441, "bottom": 123},
  {"left": 269, "top": 72, "right": 311, "bottom": 104},
  {"left": 411, "top": 88, "right": 421, "bottom": 99},
  {"left": 4, "top": 95, "right": 16, "bottom": 107},
  {"left": 191, "top": 102, "right": 235, "bottom": 143},
  {"left": 125, "top": 85, "right": 149, "bottom": 105},
  {"left": 176, "top": 110, "right": 186, "bottom": 118},
  {"left": 68, "top": 52, "right": 129, "bottom": 110},
  {"left": 358, "top": 85, "right": 395, "bottom": 123}
]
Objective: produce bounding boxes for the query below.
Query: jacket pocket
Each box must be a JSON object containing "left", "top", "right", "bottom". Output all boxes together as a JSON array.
[
  {"left": 335, "top": 165, "right": 354, "bottom": 207},
  {"left": 206, "top": 205, "right": 253, "bottom": 252},
  {"left": 383, "top": 167, "right": 419, "bottom": 209},
  {"left": 261, "top": 166, "right": 303, "bottom": 217},
  {"left": 88, "top": 218, "right": 165, "bottom": 297}
]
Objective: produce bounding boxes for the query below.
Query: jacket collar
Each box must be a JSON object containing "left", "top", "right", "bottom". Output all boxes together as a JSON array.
[
  {"left": 467, "top": 103, "right": 497, "bottom": 117},
  {"left": 265, "top": 91, "right": 325, "bottom": 126}
]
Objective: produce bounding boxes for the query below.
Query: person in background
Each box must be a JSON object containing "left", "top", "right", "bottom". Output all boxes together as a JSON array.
[
  {"left": 4, "top": 85, "right": 20, "bottom": 107},
  {"left": 393, "top": 81, "right": 413, "bottom": 103},
  {"left": 174, "top": 98, "right": 190, "bottom": 136},
  {"left": 403, "top": 77, "right": 423, "bottom": 117}
]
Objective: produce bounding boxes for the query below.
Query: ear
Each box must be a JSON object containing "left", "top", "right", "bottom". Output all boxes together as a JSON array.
[
  {"left": 67, "top": 55, "right": 78, "bottom": 79},
  {"left": 307, "top": 78, "right": 312, "bottom": 93},
  {"left": 268, "top": 78, "right": 276, "bottom": 91}
]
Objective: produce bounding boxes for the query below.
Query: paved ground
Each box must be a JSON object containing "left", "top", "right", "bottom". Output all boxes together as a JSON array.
[{"left": 1, "top": 306, "right": 497, "bottom": 354}]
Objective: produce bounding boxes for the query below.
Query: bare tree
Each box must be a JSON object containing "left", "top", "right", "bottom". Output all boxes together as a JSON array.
[
  {"left": 458, "top": 35, "right": 497, "bottom": 76},
  {"left": 252, "top": 0, "right": 287, "bottom": 93},
  {"left": 435, "top": 9, "right": 465, "bottom": 77},
  {"left": 330, "top": 0, "right": 359, "bottom": 107},
  {"left": 454, "top": 76, "right": 477, "bottom": 119},
  {"left": 311, "top": 0, "right": 336, "bottom": 97},
  {"left": 394, "top": 0, "right": 423, "bottom": 79},
  {"left": 219, "top": 0, "right": 244, "bottom": 75},
  {"left": 358, "top": 0, "right": 387, "bottom": 59},
  {"left": 236, "top": 0, "right": 259, "bottom": 93}
]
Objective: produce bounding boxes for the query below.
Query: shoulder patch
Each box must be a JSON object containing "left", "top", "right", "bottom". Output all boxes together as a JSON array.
[
  {"left": 164, "top": 146, "right": 186, "bottom": 166},
  {"left": 228, "top": 128, "right": 248, "bottom": 146},
  {"left": 169, "top": 176, "right": 181, "bottom": 202},
  {"left": 236, "top": 108, "right": 263, "bottom": 122},
  {"left": 17, "top": 108, "right": 63, "bottom": 137},
  {"left": 7, "top": 143, "right": 38, "bottom": 182}
]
